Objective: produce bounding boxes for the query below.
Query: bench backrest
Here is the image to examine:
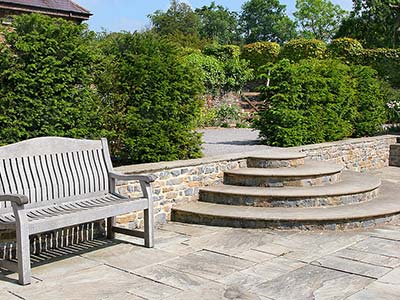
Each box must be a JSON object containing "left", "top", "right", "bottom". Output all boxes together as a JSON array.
[{"left": 0, "top": 137, "right": 113, "bottom": 213}]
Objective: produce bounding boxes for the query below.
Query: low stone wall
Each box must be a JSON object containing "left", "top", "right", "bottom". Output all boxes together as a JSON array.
[
  {"left": 291, "top": 135, "right": 397, "bottom": 171},
  {"left": 0, "top": 135, "right": 398, "bottom": 253},
  {"left": 114, "top": 155, "right": 248, "bottom": 228},
  {"left": 115, "top": 135, "right": 397, "bottom": 228}
]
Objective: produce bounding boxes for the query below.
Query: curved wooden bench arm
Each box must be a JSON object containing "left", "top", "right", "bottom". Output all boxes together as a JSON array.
[
  {"left": 109, "top": 171, "right": 157, "bottom": 183},
  {"left": 0, "top": 194, "right": 29, "bottom": 206}
]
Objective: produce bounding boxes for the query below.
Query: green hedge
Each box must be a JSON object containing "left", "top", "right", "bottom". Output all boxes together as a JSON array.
[
  {"left": 327, "top": 38, "right": 363, "bottom": 60},
  {"left": 241, "top": 42, "right": 280, "bottom": 71},
  {"left": 96, "top": 32, "right": 204, "bottom": 163},
  {"left": 0, "top": 14, "right": 103, "bottom": 145},
  {"left": 280, "top": 38, "right": 327, "bottom": 62},
  {"left": 254, "top": 59, "right": 385, "bottom": 146}
]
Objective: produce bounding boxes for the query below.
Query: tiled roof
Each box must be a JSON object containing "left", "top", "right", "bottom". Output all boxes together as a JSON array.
[{"left": 0, "top": 0, "right": 90, "bottom": 15}]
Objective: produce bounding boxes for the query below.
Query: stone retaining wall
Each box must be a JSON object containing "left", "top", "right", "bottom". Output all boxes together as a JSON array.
[
  {"left": 0, "top": 135, "right": 398, "bottom": 251},
  {"left": 292, "top": 135, "right": 397, "bottom": 171},
  {"left": 115, "top": 135, "right": 397, "bottom": 228}
]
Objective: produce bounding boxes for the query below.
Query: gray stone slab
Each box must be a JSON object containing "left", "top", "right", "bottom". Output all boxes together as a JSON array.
[
  {"left": 159, "top": 222, "right": 225, "bottom": 237},
  {"left": 10, "top": 264, "right": 179, "bottom": 300},
  {"left": 133, "top": 264, "right": 214, "bottom": 290},
  {"left": 252, "top": 242, "right": 294, "bottom": 256},
  {"left": 280, "top": 231, "right": 368, "bottom": 262},
  {"left": 312, "top": 256, "right": 392, "bottom": 278},
  {"left": 364, "top": 228, "right": 400, "bottom": 241},
  {"left": 218, "top": 257, "right": 305, "bottom": 290},
  {"left": 164, "top": 250, "right": 254, "bottom": 280},
  {"left": 0, "top": 291, "right": 21, "bottom": 300},
  {"left": 334, "top": 248, "right": 400, "bottom": 268},
  {"left": 81, "top": 243, "right": 177, "bottom": 272},
  {"left": 233, "top": 249, "right": 276, "bottom": 263},
  {"left": 351, "top": 237, "right": 400, "bottom": 258},
  {"left": 346, "top": 281, "right": 400, "bottom": 300},
  {"left": 378, "top": 268, "right": 400, "bottom": 284},
  {"left": 183, "top": 228, "right": 276, "bottom": 255},
  {"left": 165, "top": 282, "right": 262, "bottom": 300},
  {"left": 251, "top": 265, "right": 373, "bottom": 300},
  {"left": 32, "top": 256, "right": 103, "bottom": 280}
]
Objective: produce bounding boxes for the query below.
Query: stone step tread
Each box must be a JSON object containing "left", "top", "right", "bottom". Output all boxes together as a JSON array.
[
  {"left": 175, "top": 181, "right": 399, "bottom": 221},
  {"left": 225, "top": 160, "right": 343, "bottom": 177},
  {"left": 201, "top": 171, "right": 380, "bottom": 198},
  {"left": 247, "top": 150, "right": 306, "bottom": 160}
]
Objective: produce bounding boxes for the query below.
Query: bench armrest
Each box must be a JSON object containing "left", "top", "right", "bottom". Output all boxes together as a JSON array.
[
  {"left": 0, "top": 194, "right": 29, "bottom": 206},
  {"left": 109, "top": 171, "right": 157, "bottom": 183}
]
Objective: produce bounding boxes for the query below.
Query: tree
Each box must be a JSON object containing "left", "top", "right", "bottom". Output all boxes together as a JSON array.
[
  {"left": 0, "top": 14, "right": 103, "bottom": 145},
  {"left": 336, "top": 0, "right": 400, "bottom": 48},
  {"left": 195, "top": 2, "right": 240, "bottom": 44},
  {"left": 294, "top": 0, "right": 348, "bottom": 42},
  {"left": 96, "top": 32, "right": 204, "bottom": 163},
  {"left": 240, "top": 0, "right": 296, "bottom": 44},
  {"left": 148, "top": 0, "right": 200, "bottom": 37}
]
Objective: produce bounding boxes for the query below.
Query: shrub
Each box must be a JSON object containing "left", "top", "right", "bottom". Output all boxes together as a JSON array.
[
  {"left": 184, "top": 52, "right": 226, "bottom": 96},
  {"left": 280, "top": 38, "right": 327, "bottom": 62},
  {"left": 241, "top": 42, "right": 280, "bottom": 71},
  {"left": 203, "top": 44, "right": 241, "bottom": 61},
  {"left": 0, "top": 14, "right": 103, "bottom": 146},
  {"left": 96, "top": 32, "right": 204, "bottom": 163},
  {"left": 328, "top": 38, "right": 363, "bottom": 60},
  {"left": 254, "top": 59, "right": 385, "bottom": 146},
  {"left": 357, "top": 48, "right": 400, "bottom": 88}
]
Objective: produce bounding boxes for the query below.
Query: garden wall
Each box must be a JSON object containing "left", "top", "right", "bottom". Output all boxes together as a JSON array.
[
  {"left": 115, "top": 134, "right": 397, "bottom": 228},
  {"left": 0, "top": 135, "right": 397, "bottom": 257}
]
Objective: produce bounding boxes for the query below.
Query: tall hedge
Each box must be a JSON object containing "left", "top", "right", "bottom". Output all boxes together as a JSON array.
[
  {"left": 96, "top": 32, "right": 204, "bottom": 163},
  {"left": 280, "top": 38, "right": 327, "bottom": 62},
  {"left": 0, "top": 14, "right": 103, "bottom": 145},
  {"left": 241, "top": 42, "right": 280, "bottom": 71},
  {"left": 254, "top": 59, "right": 385, "bottom": 146}
]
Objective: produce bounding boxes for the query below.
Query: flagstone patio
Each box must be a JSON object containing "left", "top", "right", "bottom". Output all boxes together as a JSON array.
[
  {"left": 0, "top": 219, "right": 399, "bottom": 300},
  {"left": 1, "top": 166, "right": 400, "bottom": 299}
]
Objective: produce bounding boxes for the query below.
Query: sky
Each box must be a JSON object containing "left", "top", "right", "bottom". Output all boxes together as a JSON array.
[{"left": 76, "top": 0, "right": 353, "bottom": 33}]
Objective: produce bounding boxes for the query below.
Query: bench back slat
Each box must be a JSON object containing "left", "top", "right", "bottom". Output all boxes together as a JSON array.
[{"left": 0, "top": 137, "right": 112, "bottom": 213}]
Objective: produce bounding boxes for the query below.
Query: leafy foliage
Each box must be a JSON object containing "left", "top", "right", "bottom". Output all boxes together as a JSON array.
[
  {"left": 203, "top": 44, "right": 241, "bottom": 61},
  {"left": 96, "top": 32, "right": 204, "bottom": 163},
  {"left": 336, "top": 0, "right": 400, "bottom": 48},
  {"left": 294, "top": 0, "right": 348, "bottom": 42},
  {"left": 280, "top": 38, "right": 327, "bottom": 62},
  {"left": 0, "top": 14, "right": 103, "bottom": 146},
  {"left": 240, "top": 0, "right": 297, "bottom": 44},
  {"left": 254, "top": 59, "right": 386, "bottom": 146},
  {"left": 241, "top": 42, "right": 281, "bottom": 71},
  {"left": 195, "top": 2, "right": 240, "bottom": 44},
  {"left": 327, "top": 37, "right": 363, "bottom": 60}
]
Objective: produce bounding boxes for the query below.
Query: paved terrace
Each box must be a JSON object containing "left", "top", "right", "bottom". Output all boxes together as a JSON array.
[
  {"left": 1, "top": 169, "right": 399, "bottom": 300},
  {"left": 0, "top": 131, "right": 399, "bottom": 299}
]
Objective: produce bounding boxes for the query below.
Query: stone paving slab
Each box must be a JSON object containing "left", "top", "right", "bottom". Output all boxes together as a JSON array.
[
  {"left": 0, "top": 221, "right": 399, "bottom": 299},
  {"left": 250, "top": 264, "right": 374, "bottom": 300},
  {"left": 346, "top": 281, "right": 400, "bottom": 300}
]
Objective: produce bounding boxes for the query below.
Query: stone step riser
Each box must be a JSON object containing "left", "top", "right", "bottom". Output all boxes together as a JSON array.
[
  {"left": 199, "top": 188, "right": 379, "bottom": 208},
  {"left": 247, "top": 157, "right": 305, "bottom": 168},
  {"left": 172, "top": 209, "right": 400, "bottom": 230},
  {"left": 223, "top": 172, "right": 342, "bottom": 187}
]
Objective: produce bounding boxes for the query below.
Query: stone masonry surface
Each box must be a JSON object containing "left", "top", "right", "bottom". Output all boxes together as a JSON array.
[
  {"left": 1, "top": 217, "right": 399, "bottom": 299},
  {"left": 115, "top": 135, "right": 397, "bottom": 229}
]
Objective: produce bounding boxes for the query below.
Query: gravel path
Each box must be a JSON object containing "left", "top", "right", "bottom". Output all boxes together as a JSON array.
[{"left": 198, "top": 128, "right": 272, "bottom": 156}]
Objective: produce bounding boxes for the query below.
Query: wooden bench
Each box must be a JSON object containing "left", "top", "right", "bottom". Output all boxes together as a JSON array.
[{"left": 0, "top": 137, "right": 155, "bottom": 285}]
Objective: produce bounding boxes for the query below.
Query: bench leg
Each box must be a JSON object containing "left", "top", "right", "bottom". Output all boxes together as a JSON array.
[
  {"left": 16, "top": 224, "right": 31, "bottom": 285},
  {"left": 106, "top": 217, "right": 116, "bottom": 239},
  {"left": 144, "top": 208, "right": 154, "bottom": 248}
]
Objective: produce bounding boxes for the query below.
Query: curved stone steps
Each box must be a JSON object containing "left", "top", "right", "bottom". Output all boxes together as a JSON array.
[
  {"left": 224, "top": 160, "right": 343, "bottom": 187},
  {"left": 246, "top": 152, "right": 306, "bottom": 168},
  {"left": 172, "top": 181, "right": 400, "bottom": 230},
  {"left": 200, "top": 171, "right": 380, "bottom": 207}
]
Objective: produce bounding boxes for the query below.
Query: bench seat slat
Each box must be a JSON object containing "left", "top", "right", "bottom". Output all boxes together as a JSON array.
[{"left": 0, "top": 194, "right": 146, "bottom": 232}]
